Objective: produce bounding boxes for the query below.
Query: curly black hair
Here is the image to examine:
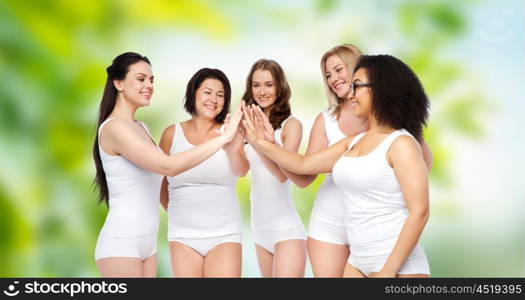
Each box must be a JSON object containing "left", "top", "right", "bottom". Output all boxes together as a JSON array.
[{"left": 354, "top": 55, "right": 429, "bottom": 141}]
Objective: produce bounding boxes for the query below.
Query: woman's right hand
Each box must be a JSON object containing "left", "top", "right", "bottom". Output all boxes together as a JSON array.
[
  {"left": 241, "top": 101, "right": 264, "bottom": 145},
  {"left": 253, "top": 105, "right": 276, "bottom": 144}
]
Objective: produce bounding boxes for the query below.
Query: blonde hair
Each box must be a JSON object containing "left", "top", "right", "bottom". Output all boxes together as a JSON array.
[{"left": 320, "top": 44, "right": 362, "bottom": 117}]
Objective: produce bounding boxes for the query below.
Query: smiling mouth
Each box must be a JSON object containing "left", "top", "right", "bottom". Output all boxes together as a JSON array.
[
  {"left": 335, "top": 83, "right": 344, "bottom": 89},
  {"left": 257, "top": 97, "right": 271, "bottom": 102}
]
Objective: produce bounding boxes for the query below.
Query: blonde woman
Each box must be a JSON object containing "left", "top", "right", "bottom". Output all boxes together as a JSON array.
[
  {"left": 242, "top": 54, "right": 431, "bottom": 278},
  {"left": 302, "top": 45, "right": 432, "bottom": 277}
]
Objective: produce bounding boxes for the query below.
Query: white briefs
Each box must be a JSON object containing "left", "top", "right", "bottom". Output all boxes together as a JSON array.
[
  {"left": 170, "top": 233, "right": 242, "bottom": 257},
  {"left": 95, "top": 234, "right": 157, "bottom": 261}
]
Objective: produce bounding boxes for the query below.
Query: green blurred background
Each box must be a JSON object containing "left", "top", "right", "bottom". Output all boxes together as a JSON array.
[{"left": 0, "top": 0, "right": 523, "bottom": 277}]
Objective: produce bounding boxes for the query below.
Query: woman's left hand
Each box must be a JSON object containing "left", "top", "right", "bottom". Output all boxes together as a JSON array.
[{"left": 223, "top": 120, "right": 245, "bottom": 153}]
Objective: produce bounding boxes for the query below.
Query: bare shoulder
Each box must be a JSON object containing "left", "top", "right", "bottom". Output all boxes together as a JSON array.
[
  {"left": 283, "top": 116, "right": 303, "bottom": 132},
  {"left": 282, "top": 116, "right": 302, "bottom": 141},
  {"left": 161, "top": 124, "right": 176, "bottom": 139},
  {"left": 312, "top": 112, "right": 325, "bottom": 130},
  {"left": 101, "top": 118, "right": 134, "bottom": 139},
  {"left": 391, "top": 135, "right": 421, "bottom": 152},
  {"left": 388, "top": 134, "right": 423, "bottom": 163}
]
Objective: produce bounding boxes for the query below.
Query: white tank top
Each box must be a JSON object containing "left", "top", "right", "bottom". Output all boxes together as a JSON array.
[
  {"left": 332, "top": 129, "right": 420, "bottom": 256},
  {"left": 167, "top": 123, "right": 241, "bottom": 238},
  {"left": 98, "top": 118, "right": 163, "bottom": 238},
  {"left": 246, "top": 116, "right": 303, "bottom": 231},
  {"left": 309, "top": 109, "right": 347, "bottom": 225},
  {"left": 323, "top": 108, "right": 347, "bottom": 146}
]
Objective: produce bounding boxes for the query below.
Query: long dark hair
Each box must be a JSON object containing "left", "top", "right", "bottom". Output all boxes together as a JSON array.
[
  {"left": 242, "top": 59, "right": 291, "bottom": 130},
  {"left": 93, "top": 52, "right": 151, "bottom": 205},
  {"left": 354, "top": 55, "right": 429, "bottom": 141},
  {"left": 183, "top": 68, "right": 231, "bottom": 123}
]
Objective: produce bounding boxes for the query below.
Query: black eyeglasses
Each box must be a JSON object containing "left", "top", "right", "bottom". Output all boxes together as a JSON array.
[{"left": 350, "top": 82, "right": 372, "bottom": 96}]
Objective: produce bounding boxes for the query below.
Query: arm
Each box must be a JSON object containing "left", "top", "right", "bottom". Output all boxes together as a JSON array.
[
  {"left": 277, "top": 118, "right": 317, "bottom": 188},
  {"left": 101, "top": 105, "right": 243, "bottom": 177},
  {"left": 241, "top": 102, "right": 350, "bottom": 175},
  {"left": 283, "top": 112, "right": 329, "bottom": 188},
  {"left": 371, "top": 136, "right": 429, "bottom": 277},
  {"left": 249, "top": 117, "right": 303, "bottom": 183},
  {"left": 253, "top": 146, "right": 288, "bottom": 182},
  {"left": 158, "top": 125, "right": 174, "bottom": 211},
  {"left": 420, "top": 139, "right": 433, "bottom": 172},
  {"left": 252, "top": 106, "right": 330, "bottom": 186},
  {"left": 160, "top": 177, "right": 169, "bottom": 211},
  {"left": 244, "top": 104, "right": 287, "bottom": 182},
  {"left": 223, "top": 129, "right": 249, "bottom": 177}
]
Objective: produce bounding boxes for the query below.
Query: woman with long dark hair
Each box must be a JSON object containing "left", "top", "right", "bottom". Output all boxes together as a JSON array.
[
  {"left": 242, "top": 54, "right": 431, "bottom": 278},
  {"left": 93, "top": 52, "right": 242, "bottom": 277}
]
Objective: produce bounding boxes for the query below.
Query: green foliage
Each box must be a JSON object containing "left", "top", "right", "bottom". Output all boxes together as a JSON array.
[{"left": 0, "top": 0, "right": 521, "bottom": 277}]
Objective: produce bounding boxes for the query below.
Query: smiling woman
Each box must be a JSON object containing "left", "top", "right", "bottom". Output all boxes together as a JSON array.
[
  {"left": 241, "top": 54, "right": 432, "bottom": 278},
  {"left": 93, "top": 54, "right": 243, "bottom": 278},
  {"left": 241, "top": 59, "right": 308, "bottom": 278},
  {"left": 158, "top": 68, "right": 249, "bottom": 278}
]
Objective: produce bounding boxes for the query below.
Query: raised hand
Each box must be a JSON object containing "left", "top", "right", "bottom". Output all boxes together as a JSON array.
[
  {"left": 253, "top": 105, "right": 276, "bottom": 144},
  {"left": 223, "top": 120, "right": 245, "bottom": 153},
  {"left": 221, "top": 102, "right": 243, "bottom": 143},
  {"left": 241, "top": 101, "right": 264, "bottom": 145}
]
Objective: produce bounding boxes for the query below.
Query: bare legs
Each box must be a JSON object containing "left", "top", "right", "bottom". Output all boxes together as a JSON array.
[
  {"left": 96, "top": 254, "right": 157, "bottom": 278},
  {"left": 169, "top": 242, "right": 242, "bottom": 278},
  {"left": 255, "top": 239, "right": 306, "bottom": 278},
  {"left": 307, "top": 237, "right": 349, "bottom": 277}
]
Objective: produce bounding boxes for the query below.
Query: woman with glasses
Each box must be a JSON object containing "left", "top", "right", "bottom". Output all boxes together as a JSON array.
[
  {"left": 241, "top": 54, "right": 431, "bottom": 278},
  {"left": 298, "top": 45, "right": 432, "bottom": 277}
]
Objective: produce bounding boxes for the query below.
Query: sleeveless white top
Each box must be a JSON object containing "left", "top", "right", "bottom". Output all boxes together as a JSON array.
[
  {"left": 167, "top": 123, "right": 241, "bottom": 238},
  {"left": 332, "top": 129, "right": 426, "bottom": 257},
  {"left": 309, "top": 109, "right": 347, "bottom": 226},
  {"left": 98, "top": 118, "right": 163, "bottom": 238},
  {"left": 246, "top": 116, "right": 304, "bottom": 231}
]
